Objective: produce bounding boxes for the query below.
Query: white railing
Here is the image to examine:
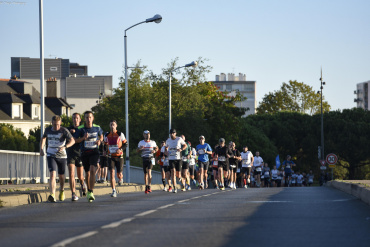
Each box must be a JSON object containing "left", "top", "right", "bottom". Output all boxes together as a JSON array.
[{"left": 0, "top": 150, "right": 162, "bottom": 184}]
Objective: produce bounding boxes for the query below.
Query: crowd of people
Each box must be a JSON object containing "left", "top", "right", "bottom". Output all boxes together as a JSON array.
[{"left": 40, "top": 111, "right": 315, "bottom": 203}]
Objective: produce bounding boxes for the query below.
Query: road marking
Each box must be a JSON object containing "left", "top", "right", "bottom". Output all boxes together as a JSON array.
[
  {"left": 135, "top": 209, "right": 157, "bottom": 217},
  {"left": 101, "top": 217, "right": 134, "bottom": 229},
  {"left": 191, "top": 196, "right": 201, "bottom": 199},
  {"left": 247, "top": 201, "right": 292, "bottom": 203},
  {"left": 50, "top": 231, "right": 98, "bottom": 247},
  {"left": 178, "top": 199, "right": 190, "bottom": 203},
  {"left": 157, "top": 204, "right": 174, "bottom": 209}
]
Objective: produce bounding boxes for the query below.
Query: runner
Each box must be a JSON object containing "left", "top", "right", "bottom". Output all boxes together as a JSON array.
[
  {"left": 66, "top": 113, "right": 86, "bottom": 200},
  {"left": 240, "top": 146, "right": 254, "bottom": 189},
  {"left": 307, "top": 170, "right": 314, "bottom": 186},
  {"left": 137, "top": 130, "right": 158, "bottom": 194},
  {"left": 180, "top": 135, "right": 191, "bottom": 191},
  {"left": 196, "top": 135, "right": 212, "bottom": 190},
  {"left": 262, "top": 162, "right": 271, "bottom": 187},
  {"left": 104, "top": 120, "right": 127, "bottom": 197},
  {"left": 165, "top": 129, "right": 187, "bottom": 193},
  {"left": 271, "top": 165, "right": 279, "bottom": 187},
  {"left": 156, "top": 141, "right": 167, "bottom": 190},
  {"left": 253, "top": 151, "right": 264, "bottom": 187},
  {"left": 98, "top": 142, "right": 108, "bottom": 184},
  {"left": 228, "top": 142, "right": 241, "bottom": 189},
  {"left": 40, "top": 115, "right": 74, "bottom": 202},
  {"left": 188, "top": 147, "right": 197, "bottom": 189},
  {"left": 76, "top": 111, "right": 104, "bottom": 202},
  {"left": 282, "top": 155, "right": 296, "bottom": 187},
  {"left": 214, "top": 138, "right": 233, "bottom": 190},
  {"left": 211, "top": 145, "right": 219, "bottom": 189}
]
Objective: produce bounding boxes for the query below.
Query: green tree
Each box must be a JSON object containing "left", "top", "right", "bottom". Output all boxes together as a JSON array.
[
  {"left": 0, "top": 124, "right": 34, "bottom": 152},
  {"left": 257, "top": 80, "right": 331, "bottom": 115}
]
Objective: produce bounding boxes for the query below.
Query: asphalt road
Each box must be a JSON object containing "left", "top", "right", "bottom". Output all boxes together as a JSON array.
[{"left": 0, "top": 186, "right": 369, "bottom": 247}]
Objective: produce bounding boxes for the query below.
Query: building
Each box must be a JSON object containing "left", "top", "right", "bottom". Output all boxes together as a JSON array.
[
  {"left": 11, "top": 57, "right": 112, "bottom": 114},
  {"left": 354, "top": 81, "right": 369, "bottom": 110},
  {"left": 212, "top": 73, "right": 256, "bottom": 116},
  {"left": 0, "top": 79, "right": 72, "bottom": 137}
]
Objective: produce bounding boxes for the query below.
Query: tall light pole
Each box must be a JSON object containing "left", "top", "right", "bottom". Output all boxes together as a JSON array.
[
  {"left": 124, "top": 14, "right": 162, "bottom": 183},
  {"left": 169, "top": 61, "right": 197, "bottom": 132}
]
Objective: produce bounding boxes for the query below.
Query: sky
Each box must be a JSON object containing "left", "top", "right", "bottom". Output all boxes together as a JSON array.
[{"left": 1, "top": 0, "right": 369, "bottom": 111}]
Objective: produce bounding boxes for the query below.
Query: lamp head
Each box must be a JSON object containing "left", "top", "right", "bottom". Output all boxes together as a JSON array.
[
  {"left": 146, "top": 14, "right": 162, "bottom": 23},
  {"left": 185, "top": 61, "right": 198, "bottom": 68}
]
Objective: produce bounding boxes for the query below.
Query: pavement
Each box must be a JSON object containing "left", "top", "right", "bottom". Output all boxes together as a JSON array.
[{"left": 326, "top": 180, "right": 370, "bottom": 206}]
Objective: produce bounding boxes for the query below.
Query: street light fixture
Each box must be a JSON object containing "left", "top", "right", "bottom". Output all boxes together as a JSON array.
[
  {"left": 169, "top": 61, "right": 198, "bottom": 132},
  {"left": 124, "top": 14, "right": 162, "bottom": 183}
]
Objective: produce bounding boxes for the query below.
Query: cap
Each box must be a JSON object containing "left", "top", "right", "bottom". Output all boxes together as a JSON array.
[
  {"left": 219, "top": 138, "right": 225, "bottom": 143},
  {"left": 143, "top": 130, "right": 150, "bottom": 134},
  {"left": 169, "top": 128, "right": 176, "bottom": 134},
  {"left": 199, "top": 135, "right": 205, "bottom": 139}
]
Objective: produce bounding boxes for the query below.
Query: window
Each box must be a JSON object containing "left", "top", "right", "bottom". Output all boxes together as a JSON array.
[
  {"left": 226, "top": 84, "right": 232, "bottom": 91},
  {"left": 33, "top": 105, "right": 40, "bottom": 119},
  {"left": 62, "top": 107, "right": 66, "bottom": 116},
  {"left": 12, "top": 104, "right": 22, "bottom": 119}
]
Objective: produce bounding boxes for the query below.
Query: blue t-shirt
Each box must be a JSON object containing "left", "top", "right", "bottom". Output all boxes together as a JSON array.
[
  {"left": 196, "top": 143, "right": 212, "bottom": 162},
  {"left": 78, "top": 124, "right": 103, "bottom": 154},
  {"left": 283, "top": 160, "right": 295, "bottom": 171}
]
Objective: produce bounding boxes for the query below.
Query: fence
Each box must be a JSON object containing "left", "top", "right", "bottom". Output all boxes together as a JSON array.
[{"left": 0, "top": 150, "right": 162, "bottom": 184}]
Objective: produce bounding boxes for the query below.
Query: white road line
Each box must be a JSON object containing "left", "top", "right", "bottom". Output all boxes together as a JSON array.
[
  {"left": 247, "top": 201, "right": 292, "bottom": 203},
  {"left": 101, "top": 217, "right": 134, "bottom": 229},
  {"left": 135, "top": 209, "right": 157, "bottom": 217},
  {"left": 178, "top": 199, "right": 190, "bottom": 203},
  {"left": 157, "top": 204, "right": 175, "bottom": 209},
  {"left": 191, "top": 196, "right": 201, "bottom": 199},
  {"left": 50, "top": 231, "right": 98, "bottom": 247}
]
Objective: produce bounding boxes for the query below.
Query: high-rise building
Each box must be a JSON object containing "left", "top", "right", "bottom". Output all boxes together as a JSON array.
[
  {"left": 213, "top": 73, "right": 256, "bottom": 116},
  {"left": 354, "top": 81, "right": 369, "bottom": 110}
]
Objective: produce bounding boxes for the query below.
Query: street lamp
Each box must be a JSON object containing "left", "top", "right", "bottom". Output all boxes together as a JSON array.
[
  {"left": 124, "top": 14, "right": 162, "bottom": 183},
  {"left": 169, "top": 61, "right": 198, "bottom": 132}
]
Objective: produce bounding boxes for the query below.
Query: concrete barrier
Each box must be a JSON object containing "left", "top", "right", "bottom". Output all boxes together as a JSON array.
[{"left": 327, "top": 180, "right": 370, "bottom": 206}]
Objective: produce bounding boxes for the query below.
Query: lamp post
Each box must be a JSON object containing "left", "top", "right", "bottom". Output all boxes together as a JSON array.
[
  {"left": 169, "top": 61, "right": 197, "bottom": 132},
  {"left": 317, "top": 68, "right": 326, "bottom": 175},
  {"left": 124, "top": 14, "right": 162, "bottom": 183}
]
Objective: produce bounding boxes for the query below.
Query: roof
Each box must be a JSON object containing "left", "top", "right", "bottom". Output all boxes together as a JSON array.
[
  {"left": 0, "top": 93, "right": 26, "bottom": 104},
  {"left": 213, "top": 80, "right": 256, "bottom": 84},
  {"left": 15, "top": 94, "right": 41, "bottom": 104},
  {"left": 45, "top": 97, "right": 72, "bottom": 108}
]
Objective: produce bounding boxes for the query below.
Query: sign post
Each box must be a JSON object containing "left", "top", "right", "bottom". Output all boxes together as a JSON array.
[{"left": 326, "top": 153, "right": 338, "bottom": 180}]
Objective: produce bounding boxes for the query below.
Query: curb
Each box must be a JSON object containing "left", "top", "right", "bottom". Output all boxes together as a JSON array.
[
  {"left": 327, "top": 181, "right": 370, "bottom": 206},
  {"left": 0, "top": 184, "right": 178, "bottom": 207}
]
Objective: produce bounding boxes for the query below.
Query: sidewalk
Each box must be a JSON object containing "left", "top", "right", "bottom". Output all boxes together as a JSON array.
[
  {"left": 0, "top": 182, "right": 172, "bottom": 207},
  {"left": 326, "top": 180, "right": 370, "bottom": 206}
]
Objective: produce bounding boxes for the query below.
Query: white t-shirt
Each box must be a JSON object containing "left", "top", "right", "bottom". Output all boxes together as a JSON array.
[
  {"left": 137, "top": 140, "right": 157, "bottom": 158},
  {"left": 254, "top": 156, "right": 263, "bottom": 167},
  {"left": 166, "top": 137, "right": 186, "bottom": 160},
  {"left": 241, "top": 151, "right": 253, "bottom": 167},
  {"left": 297, "top": 174, "right": 304, "bottom": 184},
  {"left": 271, "top": 169, "right": 278, "bottom": 178}
]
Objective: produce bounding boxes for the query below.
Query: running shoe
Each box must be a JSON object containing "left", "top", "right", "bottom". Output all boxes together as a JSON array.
[
  {"left": 244, "top": 185, "right": 248, "bottom": 189},
  {"left": 181, "top": 188, "right": 186, "bottom": 192},
  {"left": 145, "top": 188, "right": 148, "bottom": 194},
  {"left": 168, "top": 187, "right": 172, "bottom": 192},
  {"left": 187, "top": 186, "right": 192, "bottom": 191},
  {"left": 111, "top": 190, "right": 117, "bottom": 197},
  {"left": 59, "top": 190, "right": 65, "bottom": 201},
  {"left": 118, "top": 179, "right": 123, "bottom": 186},
  {"left": 173, "top": 189, "right": 177, "bottom": 193},
  {"left": 220, "top": 187, "right": 225, "bottom": 191},
  {"left": 163, "top": 187, "right": 167, "bottom": 192},
  {"left": 205, "top": 181, "right": 208, "bottom": 189},
  {"left": 87, "top": 192, "right": 95, "bottom": 202},
  {"left": 185, "top": 183, "right": 189, "bottom": 190},
  {"left": 48, "top": 194, "right": 56, "bottom": 203},
  {"left": 72, "top": 194, "right": 79, "bottom": 201},
  {"left": 148, "top": 186, "right": 152, "bottom": 193},
  {"left": 200, "top": 183, "right": 204, "bottom": 190},
  {"left": 81, "top": 183, "right": 87, "bottom": 196}
]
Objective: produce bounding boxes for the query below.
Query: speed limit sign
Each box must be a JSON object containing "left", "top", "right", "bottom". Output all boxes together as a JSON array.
[{"left": 326, "top": 153, "right": 338, "bottom": 168}]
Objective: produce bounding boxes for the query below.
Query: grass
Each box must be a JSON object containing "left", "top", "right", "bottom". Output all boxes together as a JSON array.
[{"left": 0, "top": 200, "right": 4, "bottom": 207}]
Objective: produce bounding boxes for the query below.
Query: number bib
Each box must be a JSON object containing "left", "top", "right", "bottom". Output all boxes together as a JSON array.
[
  {"left": 198, "top": 149, "right": 205, "bottom": 155},
  {"left": 256, "top": 167, "right": 262, "bottom": 172},
  {"left": 218, "top": 156, "right": 226, "bottom": 162},
  {"left": 182, "top": 156, "right": 188, "bottom": 162},
  {"left": 84, "top": 140, "right": 97, "bottom": 148},
  {"left": 109, "top": 145, "right": 119, "bottom": 154},
  {"left": 47, "top": 147, "right": 58, "bottom": 155}
]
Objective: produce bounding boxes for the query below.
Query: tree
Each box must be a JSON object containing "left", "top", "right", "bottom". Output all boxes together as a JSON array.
[
  {"left": 0, "top": 124, "right": 34, "bottom": 152},
  {"left": 257, "top": 80, "right": 331, "bottom": 115}
]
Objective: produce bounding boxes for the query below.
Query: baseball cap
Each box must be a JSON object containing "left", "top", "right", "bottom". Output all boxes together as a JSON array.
[
  {"left": 199, "top": 135, "right": 205, "bottom": 139},
  {"left": 143, "top": 130, "right": 150, "bottom": 134}
]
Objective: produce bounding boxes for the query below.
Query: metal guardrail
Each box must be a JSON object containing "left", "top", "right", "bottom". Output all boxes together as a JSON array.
[{"left": 0, "top": 150, "right": 161, "bottom": 184}]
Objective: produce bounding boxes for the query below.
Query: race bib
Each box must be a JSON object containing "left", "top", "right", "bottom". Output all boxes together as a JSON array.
[
  {"left": 161, "top": 158, "right": 164, "bottom": 162},
  {"left": 151, "top": 158, "right": 155, "bottom": 165},
  {"left": 264, "top": 172, "right": 269, "bottom": 176},
  {"left": 309, "top": 178, "right": 313, "bottom": 183},
  {"left": 218, "top": 156, "right": 226, "bottom": 162},
  {"left": 213, "top": 160, "right": 218, "bottom": 167},
  {"left": 189, "top": 159, "right": 195, "bottom": 166},
  {"left": 242, "top": 160, "right": 249, "bottom": 165},
  {"left": 256, "top": 167, "right": 262, "bottom": 172},
  {"left": 48, "top": 140, "right": 61, "bottom": 147},
  {"left": 47, "top": 147, "right": 58, "bottom": 155},
  {"left": 182, "top": 156, "right": 188, "bottom": 162},
  {"left": 286, "top": 165, "right": 291, "bottom": 169},
  {"left": 109, "top": 145, "right": 119, "bottom": 154},
  {"left": 198, "top": 149, "right": 205, "bottom": 155},
  {"left": 169, "top": 149, "right": 177, "bottom": 156},
  {"left": 237, "top": 168, "right": 240, "bottom": 173},
  {"left": 84, "top": 140, "right": 97, "bottom": 148},
  {"left": 164, "top": 158, "right": 169, "bottom": 166}
]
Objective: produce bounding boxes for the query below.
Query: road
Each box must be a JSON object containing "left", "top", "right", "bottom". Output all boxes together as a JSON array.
[{"left": 0, "top": 186, "right": 369, "bottom": 247}]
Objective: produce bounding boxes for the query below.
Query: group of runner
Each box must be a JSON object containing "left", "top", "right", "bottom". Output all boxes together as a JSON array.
[{"left": 41, "top": 114, "right": 314, "bottom": 203}]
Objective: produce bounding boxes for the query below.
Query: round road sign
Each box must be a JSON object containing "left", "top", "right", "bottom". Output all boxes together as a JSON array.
[{"left": 326, "top": 153, "right": 338, "bottom": 165}]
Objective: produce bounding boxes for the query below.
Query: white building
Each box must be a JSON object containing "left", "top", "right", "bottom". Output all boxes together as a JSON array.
[
  {"left": 213, "top": 73, "right": 256, "bottom": 116},
  {"left": 354, "top": 81, "right": 369, "bottom": 110}
]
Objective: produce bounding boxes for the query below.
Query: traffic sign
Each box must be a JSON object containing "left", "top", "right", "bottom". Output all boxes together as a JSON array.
[
  {"left": 320, "top": 166, "right": 327, "bottom": 170},
  {"left": 326, "top": 153, "right": 338, "bottom": 168},
  {"left": 320, "top": 160, "right": 326, "bottom": 166}
]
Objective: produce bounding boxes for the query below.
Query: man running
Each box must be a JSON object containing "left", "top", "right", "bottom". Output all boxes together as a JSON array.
[
  {"left": 156, "top": 141, "right": 167, "bottom": 190},
  {"left": 228, "top": 142, "right": 241, "bottom": 190},
  {"left": 240, "top": 146, "right": 254, "bottom": 189},
  {"left": 180, "top": 135, "right": 191, "bottom": 191},
  {"left": 253, "top": 151, "right": 264, "bottom": 187},
  {"left": 104, "top": 120, "right": 127, "bottom": 197},
  {"left": 40, "top": 115, "right": 75, "bottom": 202},
  {"left": 76, "top": 111, "right": 104, "bottom": 202},
  {"left": 165, "top": 129, "right": 187, "bottom": 193},
  {"left": 66, "top": 113, "right": 86, "bottom": 200},
  {"left": 137, "top": 130, "right": 158, "bottom": 194},
  {"left": 282, "top": 155, "right": 296, "bottom": 187},
  {"left": 214, "top": 138, "right": 233, "bottom": 190},
  {"left": 196, "top": 135, "right": 212, "bottom": 190}
]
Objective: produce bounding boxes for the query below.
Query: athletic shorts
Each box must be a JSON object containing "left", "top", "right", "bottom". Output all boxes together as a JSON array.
[
  {"left": 142, "top": 158, "right": 154, "bottom": 174},
  {"left": 254, "top": 167, "right": 262, "bottom": 175},
  {"left": 198, "top": 161, "right": 209, "bottom": 171},
  {"left": 285, "top": 168, "right": 292, "bottom": 177},
  {"left": 47, "top": 156, "right": 67, "bottom": 175},
  {"left": 241, "top": 167, "right": 252, "bottom": 176},
  {"left": 169, "top": 160, "right": 181, "bottom": 171},
  {"left": 212, "top": 166, "right": 218, "bottom": 171},
  {"left": 189, "top": 165, "right": 195, "bottom": 176},
  {"left": 181, "top": 161, "right": 189, "bottom": 170},
  {"left": 163, "top": 166, "right": 170, "bottom": 173},
  {"left": 67, "top": 153, "right": 82, "bottom": 167},
  {"left": 230, "top": 165, "right": 237, "bottom": 173},
  {"left": 218, "top": 161, "right": 228, "bottom": 171},
  {"left": 81, "top": 151, "right": 99, "bottom": 172},
  {"left": 160, "top": 165, "right": 166, "bottom": 172},
  {"left": 100, "top": 156, "right": 108, "bottom": 168},
  {"left": 108, "top": 157, "right": 124, "bottom": 173}
]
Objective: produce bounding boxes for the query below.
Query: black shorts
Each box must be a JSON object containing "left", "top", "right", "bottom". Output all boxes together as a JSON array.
[
  {"left": 81, "top": 151, "right": 99, "bottom": 172},
  {"left": 109, "top": 157, "right": 124, "bottom": 173},
  {"left": 241, "top": 167, "right": 252, "bottom": 175},
  {"left": 142, "top": 158, "right": 154, "bottom": 174},
  {"left": 181, "top": 161, "right": 189, "bottom": 170},
  {"left": 218, "top": 161, "right": 228, "bottom": 171},
  {"left": 198, "top": 161, "right": 209, "bottom": 171},
  {"left": 189, "top": 165, "right": 195, "bottom": 176},
  {"left": 254, "top": 167, "right": 262, "bottom": 175},
  {"left": 163, "top": 166, "right": 171, "bottom": 173},
  {"left": 160, "top": 165, "right": 166, "bottom": 172},
  {"left": 67, "top": 153, "right": 82, "bottom": 167},
  {"left": 230, "top": 165, "right": 237, "bottom": 173},
  {"left": 100, "top": 156, "right": 108, "bottom": 168},
  {"left": 169, "top": 160, "right": 181, "bottom": 171},
  {"left": 47, "top": 156, "right": 67, "bottom": 175},
  {"left": 212, "top": 166, "right": 218, "bottom": 171}
]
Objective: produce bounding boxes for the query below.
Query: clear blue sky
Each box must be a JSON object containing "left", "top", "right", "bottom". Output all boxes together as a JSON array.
[{"left": 1, "top": 0, "right": 369, "bottom": 111}]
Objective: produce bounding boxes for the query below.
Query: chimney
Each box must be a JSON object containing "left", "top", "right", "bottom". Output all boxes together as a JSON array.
[
  {"left": 220, "top": 73, "right": 226, "bottom": 81},
  {"left": 47, "top": 77, "right": 57, "bottom": 97},
  {"left": 215, "top": 75, "right": 220, "bottom": 81}
]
